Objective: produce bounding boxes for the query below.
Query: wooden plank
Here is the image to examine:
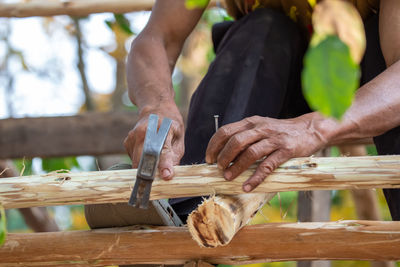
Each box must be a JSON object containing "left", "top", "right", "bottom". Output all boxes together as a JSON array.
[
  {"left": 0, "top": 111, "right": 139, "bottom": 159},
  {"left": 0, "top": 221, "right": 399, "bottom": 266},
  {"left": 0, "top": 0, "right": 219, "bottom": 18},
  {"left": 1, "top": 156, "right": 400, "bottom": 209}
]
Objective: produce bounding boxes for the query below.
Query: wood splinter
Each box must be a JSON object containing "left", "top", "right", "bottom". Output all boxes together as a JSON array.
[{"left": 187, "top": 193, "right": 276, "bottom": 247}]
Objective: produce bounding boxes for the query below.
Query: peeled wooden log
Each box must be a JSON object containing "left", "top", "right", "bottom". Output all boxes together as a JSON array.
[
  {"left": 187, "top": 193, "right": 275, "bottom": 247},
  {"left": 1, "top": 156, "right": 400, "bottom": 209},
  {"left": 0, "top": 0, "right": 155, "bottom": 18},
  {"left": 0, "top": 0, "right": 218, "bottom": 18},
  {"left": 339, "top": 145, "right": 383, "bottom": 221},
  {"left": 1, "top": 221, "right": 400, "bottom": 266}
]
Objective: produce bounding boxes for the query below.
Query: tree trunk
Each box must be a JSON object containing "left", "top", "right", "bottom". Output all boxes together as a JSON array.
[{"left": 1, "top": 156, "right": 400, "bottom": 209}]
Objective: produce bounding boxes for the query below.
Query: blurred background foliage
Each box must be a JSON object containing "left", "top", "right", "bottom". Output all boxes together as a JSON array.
[{"left": 0, "top": 3, "right": 399, "bottom": 267}]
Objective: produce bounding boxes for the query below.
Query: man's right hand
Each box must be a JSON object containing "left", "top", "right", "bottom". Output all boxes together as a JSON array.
[{"left": 124, "top": 104, "right": 185, "bottom": 181}]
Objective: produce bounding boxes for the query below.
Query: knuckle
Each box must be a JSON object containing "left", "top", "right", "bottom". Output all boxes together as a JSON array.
[
  {"left": 229, "top": 135, "right": 242, "bottom": 148},
  {"left": 218, "top": 126, "right": 230, "bottom": 137},
  {"left": 259, "top": 161, "right": 275, "bottom": 174},
  {"left": 247, "top": 146, "right": 260, "bottom": 159}
]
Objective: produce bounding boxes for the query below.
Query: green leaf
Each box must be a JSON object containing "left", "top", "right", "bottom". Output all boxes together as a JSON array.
[
  {"left": 105, "top": 14, "right": 134, "bottom": 35},
  {"left": 114, "top": 14, "right": 134, "bottom": 35},
  {"left": 0, "top": 206, "right": 6, "bottom": 246},
  {"left": 42, "top": 157, "right": 80, "bottom": 173},
  {"left": 185, "top": 0, "right": 209, "bottom": 9},
  {"left": 302, "top": 35, "right": 360, "bottom": 119}
]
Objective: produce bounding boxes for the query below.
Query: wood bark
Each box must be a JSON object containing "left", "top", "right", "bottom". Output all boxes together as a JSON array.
[
  {"left": 187, "top": 193, "right": 276, "bottom": 247},
  {"left": 0, "top": 0, "right": 218, "bottom": 18},
  {"left": 0, "top": 221, "right": 399, "bottom": 266},
  {"left": 1, "top": 156, "right": 400, "bottom": 209}
]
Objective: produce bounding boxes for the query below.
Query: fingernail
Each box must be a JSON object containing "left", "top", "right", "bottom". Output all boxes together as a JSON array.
[
  {"left": 243, "top": 184, "right": 252, "bottom": 192},
  {"left": 162, "top": 169, "right": 171, "bottom": 179},
  {"left": 224, "top": 171, "right": 232, "bottom": 180},
  {"left": 205, "top": 155, "right": 211, "bottom": 163}
]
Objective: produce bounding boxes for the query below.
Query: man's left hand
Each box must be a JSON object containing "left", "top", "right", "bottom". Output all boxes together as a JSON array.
[{"left": 205, "top": 114, "right": 329, "bottom": 192}]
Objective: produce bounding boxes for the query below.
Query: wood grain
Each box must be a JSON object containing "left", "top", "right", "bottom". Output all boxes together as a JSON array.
[
  {"left": 187, "top": 193, "right": 276, "bottom": 247},
  {"left": 1, "top": 156, "right": 400, "bottom": 209},
  {"left": 0, "top": 221, "right": 399, "bottom": 266}
]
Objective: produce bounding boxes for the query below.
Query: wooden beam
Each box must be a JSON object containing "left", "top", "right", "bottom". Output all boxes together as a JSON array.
[
  {"left": 0, "top": 221, "right": 399, "bottom": 266},
  {"left": 0, "top": 111, "right": 139, "bottom": 159},
  {"left": 1, "top": 156, "right": 400, "bottom": 209},
  {"left": 0, "top": 0, "right": 155, "bottom": 18},
  {"left": 0, "top": 0, "right": 219, "bottom": 18}
]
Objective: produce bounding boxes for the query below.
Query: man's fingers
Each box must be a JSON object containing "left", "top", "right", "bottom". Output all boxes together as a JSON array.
[
  {"left": 224, "top": 139, "right": 275, "bottom": 180},
  {"left": 217, "top": 130, "right": 264, "bottom": 170},
  {"left": 131, "top": 141, "right": 143, "bottom": 169},
  {"left": 243, "top": 150, "right": 288, "bottom": 192},
  {"left": 158, "top": 132, "right": 176, "bottom": 180},
  {"left": 206, "top": 119, "right": 252, "bottom": 164}
]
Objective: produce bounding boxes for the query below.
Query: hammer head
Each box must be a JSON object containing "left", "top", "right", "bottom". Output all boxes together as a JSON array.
[{"left": 128, "top": 114, "right": 172, "bottom": 209}]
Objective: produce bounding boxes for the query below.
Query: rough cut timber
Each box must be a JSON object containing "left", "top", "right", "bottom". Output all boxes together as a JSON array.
[
  {"left": 0, "top": 111, "right": 138, "bottom": 159},
  {"left": 1, "top": 156, "right": 400, "bottom": 209},
  {"left": 0, "top": 221, "right": 399, "bottom": 266},
  {"left": 187, "top": 193, "right": 276, "bottom": 247},
  {"left": 0, "top": 0, "right": 218, "bottom": 18}
]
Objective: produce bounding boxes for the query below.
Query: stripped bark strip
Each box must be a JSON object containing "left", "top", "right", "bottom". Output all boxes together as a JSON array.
[
  {"left": 0, "top": 221, "right": 400, "bottom": 266},
  {"left": 1, "top": 156, "right": 400, "bottom": 209}
]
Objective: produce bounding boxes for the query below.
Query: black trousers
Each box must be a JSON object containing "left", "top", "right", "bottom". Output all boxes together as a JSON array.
[{"left": 170, "top": 8, "right": 400, "bottom": 221}]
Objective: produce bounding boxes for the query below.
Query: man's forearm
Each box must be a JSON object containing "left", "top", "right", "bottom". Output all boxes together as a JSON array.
[
  {"left": 126, "top": 33, "right": 180, "bottom": 116},
  {"left": 313, "top": 59, "right": 400, "bottom": 145}
]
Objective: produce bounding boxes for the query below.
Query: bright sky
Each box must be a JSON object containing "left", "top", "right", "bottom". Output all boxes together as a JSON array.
[{"left": 0, "top": 11, "right": 151, "bottom": 119}]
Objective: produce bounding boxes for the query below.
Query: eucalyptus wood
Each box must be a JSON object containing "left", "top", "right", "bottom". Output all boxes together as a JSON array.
[
  {"left": 187, "top": 193, "right": 276, "bottom": 247},
  {"left": 0, "top": 221, "right": 399, "bottom": 266},
  {"left": 1, "top": 156, "right": 400, "bottom": 209}
]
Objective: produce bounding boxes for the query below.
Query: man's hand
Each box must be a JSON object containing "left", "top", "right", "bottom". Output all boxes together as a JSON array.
[
  {"left": 124, "top": 104, "right": 184, "bottom": 180},
  {"left": 205, "top": 114, "right": 330, "bottom": 192}
]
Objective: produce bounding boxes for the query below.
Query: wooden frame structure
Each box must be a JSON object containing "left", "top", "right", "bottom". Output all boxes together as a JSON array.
[
  {"left": 0, "top": 2, "right": 398, "bottom": 266},
  {"left": 1, "top": 156, "right": 400, "bottom": 264},
  {"left": 1, "top": 221, "right": 400, "bottom": 266}
]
